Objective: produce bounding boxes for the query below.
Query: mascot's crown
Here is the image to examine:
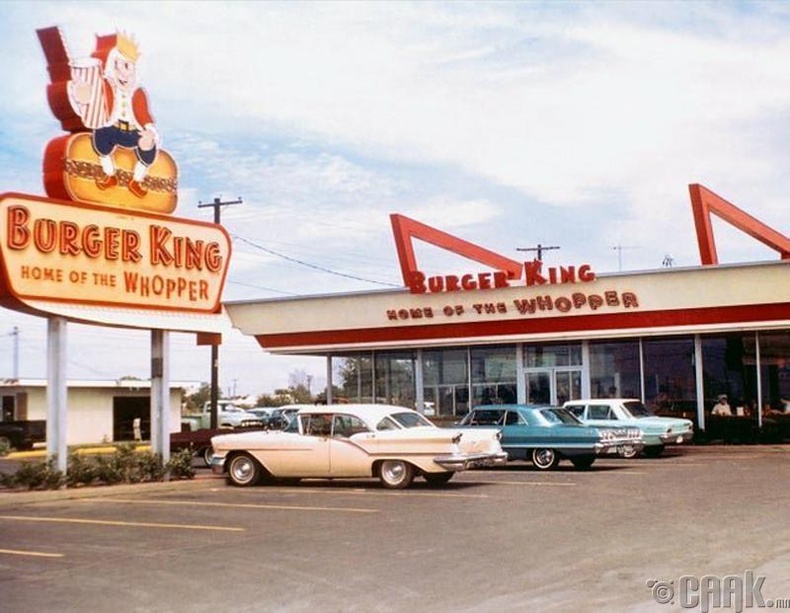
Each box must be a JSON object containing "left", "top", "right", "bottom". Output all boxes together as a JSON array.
[{"left": 115, "top": 31, "right": 140, "bottom": 62}]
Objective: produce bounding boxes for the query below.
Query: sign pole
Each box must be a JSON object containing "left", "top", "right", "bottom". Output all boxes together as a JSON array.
[{"left": 46, "top": 316, "right": 68, "bottom": 476}]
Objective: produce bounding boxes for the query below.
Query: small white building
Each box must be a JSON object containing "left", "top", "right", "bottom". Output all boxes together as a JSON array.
[{"left": 0, "top": 378, "right": 193, "bottom": 446}]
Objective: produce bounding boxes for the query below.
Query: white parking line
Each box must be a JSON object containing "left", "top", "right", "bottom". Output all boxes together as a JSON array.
[
  {"left": 0, "top": 514, "right": 245, "bottom": 531},
  {"left": 467, "top": 480, "right": 577, "bottom": 486},
  {"left": 84, "top": 498, "right": 381, "bottom": 513},
  {"left": 0, "top": 548, "right": 64, "bottom": 558},
  {"left": 205, "top": 486, "right": 491, "bottom": 499}
]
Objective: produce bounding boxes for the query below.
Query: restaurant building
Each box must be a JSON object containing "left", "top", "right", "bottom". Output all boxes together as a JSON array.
[{"left": 225, "top": 185, "right": 790, "bottom": 439}]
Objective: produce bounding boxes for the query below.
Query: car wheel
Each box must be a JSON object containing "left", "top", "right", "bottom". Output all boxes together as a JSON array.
[
  {"left": 423, "top": 472, "right": 454, "bottom": 486},
  {"left": 531, "top": 448, "right": 560, "bottom": 471},
  {"left": 620, "top": 445, "right": 641, "bottom": 459},
  {"left": 227, "top": 453, "right": 261, "bottom": 487},
  {"left": 643, "top": 445, "right": 665, "bottom": 458},
  {"left": 0, "top": 436, "right": 12, "bottom": 452},
  {"left": 201, "top": 446, "right": 214, "bottom": 467},
  {"left": 570, "top": 456, "right": 595, "bottom": 470},
  {"left": 379, "top": 460, "right": 415, "bottom": 489}
]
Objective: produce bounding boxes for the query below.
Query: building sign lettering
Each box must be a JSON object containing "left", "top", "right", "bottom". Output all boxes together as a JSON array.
[
  {"left": 0, "top": 193, "right": 230, "bottom": 313},
  {"left": 386, "top": 290, "right": 639, "bottom": 321}
]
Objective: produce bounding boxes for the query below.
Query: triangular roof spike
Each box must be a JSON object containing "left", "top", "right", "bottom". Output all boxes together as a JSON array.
[
  {"left": 688, "top": 184, "right": 790, "bottom": 265},
  {"left": 390, "top": 214, "right": 524, "bottom": 287}
]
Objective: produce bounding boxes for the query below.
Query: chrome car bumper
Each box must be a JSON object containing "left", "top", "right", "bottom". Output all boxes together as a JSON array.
[
  {"left": 434, "top": 451, "right": 509, "bottom": 471},
  {"left": 659, "top": 431, "right": 694, "bottom": 445},
  {"left": 593, "top": 440, "right": 645, "bottom": 456},
  {"left": 210, "top": 455, "right": 226, "bottom": 475}
]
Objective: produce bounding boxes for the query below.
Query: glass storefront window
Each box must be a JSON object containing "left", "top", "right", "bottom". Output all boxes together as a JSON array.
[
  {"left": 332, "top": 353, "right": 374, "bottom": 403},
  {"left": 589, "top": 341, "right": 642, "bottom": 401},
  {"left": 471, "top": 345, "right": 517, "bottom": 406},
  {"left": 701, "top": 334, "right": 756, "bottom": 414},
  {"left": 375, "top": 351, "right": 416, "bottom": 408},
  {"left": 756, "top": 331, "right": 790, "bottom": 415},
  {"left": 422, "top": 348, "right": 469, "bottom": 417},
  {"left": 643, "top": 337, "right": 696, "bottom": 417},
  {"left": 524, "top": 344, "right": 581, "bottom": 368}
]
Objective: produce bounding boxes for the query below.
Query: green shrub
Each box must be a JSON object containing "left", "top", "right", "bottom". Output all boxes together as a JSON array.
[
  {"left": 166, "top": 448, "right": 196, "bottom": 480},
  {"left": 0, "top": 444, "right": 196, "bottom": 491},
  {"left": 12, "top": 458, "right": 65, "bottom": 490},
  {"left": 66, "top": 452, "right": 100, "bottom": 487}
]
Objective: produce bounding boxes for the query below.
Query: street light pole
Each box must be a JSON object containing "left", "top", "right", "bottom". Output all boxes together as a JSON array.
[{"left": 197, "top": 196, "right": 242, "bottom": 429}]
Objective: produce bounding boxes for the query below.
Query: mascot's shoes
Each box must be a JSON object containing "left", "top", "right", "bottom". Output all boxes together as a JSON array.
[
  {"left": 128, "top": 180, "right": 148, "bottom": 198},
  {"left": 95, "top": 174, "right": 118, "bottom": 190}
]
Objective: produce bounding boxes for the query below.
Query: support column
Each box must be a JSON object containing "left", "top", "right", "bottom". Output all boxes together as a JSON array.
[
  {"left": 694, "top": 335, "right": 705, "bottom": 432},
  {"left": 325, "top": 356, "right": 333, "bottom": 405},
  {"left": 415, "top": 349, "right": 424, "bottom": 412},
  {"left": 46, "top": 317, "right": 68, "bottom": 474},
  {"left": 151, "top": 329, "right": 171, "bottom": 470}
]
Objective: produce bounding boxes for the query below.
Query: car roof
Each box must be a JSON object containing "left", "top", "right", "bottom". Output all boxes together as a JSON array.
[
  {"left": 564, "top": 399, "right": 640, "bottom": 405},
  {"left": 473, "top": 404, "right": 553, "bottom": 412},
  {"left": 294, "top": 403, "right": 418, "bottom": 421}
]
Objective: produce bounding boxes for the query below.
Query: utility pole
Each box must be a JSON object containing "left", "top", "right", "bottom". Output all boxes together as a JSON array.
[
  {"left": 612, "top": 244, "right": 636, "bottom": 272},
  {"left": 6, "top": 326, "right": 19, "bottom": 379},
  {"left": 516, "top": 244, "right": 561, "bottom": 261},
  {"left": 197, "top": 196, "right": 242, "bottom": 429}
]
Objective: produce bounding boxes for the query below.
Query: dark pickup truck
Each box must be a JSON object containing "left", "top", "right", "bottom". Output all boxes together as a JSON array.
[{"left": 0, "top": 420, "right": 46, "bottom": 452}]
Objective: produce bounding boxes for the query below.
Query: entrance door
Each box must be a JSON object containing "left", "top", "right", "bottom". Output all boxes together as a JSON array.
[{"left": 525, "top": 369, "right": 581, "bottom": 405}]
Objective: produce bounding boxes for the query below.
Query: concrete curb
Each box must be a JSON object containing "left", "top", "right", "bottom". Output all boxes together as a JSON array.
[{"left": 0, "top": 472, "right": 225, "bottom": 507}]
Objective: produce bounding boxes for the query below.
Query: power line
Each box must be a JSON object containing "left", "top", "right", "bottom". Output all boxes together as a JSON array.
[{"left": 233, "top": 235, "right": 401, "bottom": 287}]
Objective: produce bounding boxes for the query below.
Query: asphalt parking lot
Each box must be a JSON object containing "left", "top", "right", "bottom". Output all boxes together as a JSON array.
[{"left": 1, "top": 445, "right": 789, "bottom": 613}]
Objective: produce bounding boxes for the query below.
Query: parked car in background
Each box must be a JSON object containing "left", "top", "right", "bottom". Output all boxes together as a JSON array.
[
  {"left": 211, "top": 404, "right": 507, "bottom": 489},
  {"left": 262, "top": 405, "right": 305, "bottom": 430},
  {"left": 0, "top": 420, "right": 46, "bottom": 453},
  {"left": 183, "top": 400, "right": 266, "bottom": 430},
  {"left": 564, "top": 398, "right": 693, "bottom": 457},
  {"left": 246, "top": 408, "right": 272, "bottom": 423},
  {"left": 459, "top": 404, "right": 643, "bottom": 470}
]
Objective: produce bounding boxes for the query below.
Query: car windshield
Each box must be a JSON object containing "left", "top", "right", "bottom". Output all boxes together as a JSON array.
[
  {"left": 622, "top": 401, "right": 653, "bottom": 418},
  {"left": 539, "top": 408, "right": 582, "bottom": 425}
]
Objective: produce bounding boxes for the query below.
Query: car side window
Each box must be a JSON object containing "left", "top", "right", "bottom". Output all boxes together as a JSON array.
[
  {"left": 566, "top": 405, "right": 584, "bottom": 419},
  {"left": 504, "top": 411, "right": 522, "bottom": 425},
  {"left": 589, "top": 406, "right": 610, "bottom": 420},
  {"left": 332, "top": 414, "right": 369, "bottom": 438},
  {"left": 376, "top": 417, "right": 400, "bottom": 431},
  {"left": 303, "top": 414, "right": 332, "bottom": 437}
]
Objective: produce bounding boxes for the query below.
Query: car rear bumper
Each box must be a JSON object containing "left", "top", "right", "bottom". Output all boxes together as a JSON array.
[
  {"left": 594, "top": 440, "right": 645, "bottom": 456},
  {"left": 434, "top": 452, "right": 509, "bottom": 471},
  {"left": 659, "top": 431, "right": 694, "bottom": 444}
]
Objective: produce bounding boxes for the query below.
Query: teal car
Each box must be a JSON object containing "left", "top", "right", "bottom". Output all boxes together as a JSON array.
[
  {"left": 564, "top": 399, "right": 694, "bottom": 458},
  {"left": 459, "top": 404, "right": 643, "bottom": 471}
]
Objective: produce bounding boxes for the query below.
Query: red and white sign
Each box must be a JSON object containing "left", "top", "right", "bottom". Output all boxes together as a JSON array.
[{"left": 0, "top": 193, "right": 231, "bottom": 314}]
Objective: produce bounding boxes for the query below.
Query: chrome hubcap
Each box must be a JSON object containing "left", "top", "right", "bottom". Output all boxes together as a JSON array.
[{"left": 382, "top": 461, "right": 405, "bottom": 483}]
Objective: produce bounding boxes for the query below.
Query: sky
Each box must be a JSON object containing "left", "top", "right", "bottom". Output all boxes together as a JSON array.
[{"left": 1, "top": 1, "right": 789, "bottom": 397}]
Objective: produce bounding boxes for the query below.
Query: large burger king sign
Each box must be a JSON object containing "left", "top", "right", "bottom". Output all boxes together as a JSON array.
[{"left": 0, "top": 27, "right": 230, "bottom": 316}]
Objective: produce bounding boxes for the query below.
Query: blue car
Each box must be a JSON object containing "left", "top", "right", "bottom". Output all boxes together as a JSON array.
[{"left": 459, "top": 404, "right": 643, "bottom": 470}]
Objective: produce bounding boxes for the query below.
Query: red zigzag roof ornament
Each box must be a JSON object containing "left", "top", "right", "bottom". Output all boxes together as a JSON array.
[
  {"left": 689, "top": 184, "right": 790, "bottom": 265},
  {"left": 390, "top": 214, "right": 524, "bottom": 287}
]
